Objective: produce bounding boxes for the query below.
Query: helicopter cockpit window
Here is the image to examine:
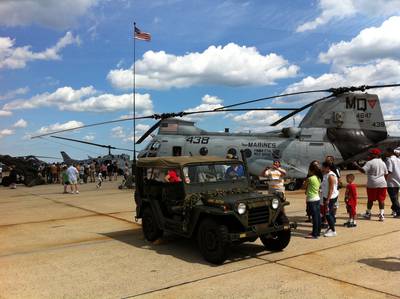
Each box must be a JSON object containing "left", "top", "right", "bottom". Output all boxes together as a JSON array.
[
  {"left": 150, "top": 141, "right": 161, "bottom": 151},
  {"left": 227, "top": 148, "right": 237, "bottom": 157},
  {"left": 183, "top": 163, "right": 246, "bottom": 184}
]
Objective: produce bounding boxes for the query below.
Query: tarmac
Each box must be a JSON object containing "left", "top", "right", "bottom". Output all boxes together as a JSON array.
[{"left": 0, "top": 172, "right": 399, "bottom": 299}]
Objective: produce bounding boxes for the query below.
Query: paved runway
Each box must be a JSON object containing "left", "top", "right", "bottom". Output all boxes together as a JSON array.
[{"left": 0, "top": 174, "right": 399, "bottom": 298}]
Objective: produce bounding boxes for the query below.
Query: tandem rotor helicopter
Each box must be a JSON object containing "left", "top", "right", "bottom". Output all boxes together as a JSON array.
[{"left": 33, "top": 83, "right": 400, "bottom": 190}]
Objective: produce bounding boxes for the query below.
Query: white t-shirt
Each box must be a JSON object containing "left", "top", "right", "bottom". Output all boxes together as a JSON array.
[
  {"left": 385, "top": 155, "right": 400, "bottom": 187},
  {"left": 321, "top": 171, "right": 339, "bottom": 199},
  {"left": 264, "top": 168, "right": 285, "bottom": 194},
  {"left": 67, "top": 166, "right": 78, "bottom": 182},
  {"left": 362, "top": 158, "right": 388, "bottom": 188}
]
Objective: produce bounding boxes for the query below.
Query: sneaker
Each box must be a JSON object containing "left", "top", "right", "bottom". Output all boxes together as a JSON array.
[
  {"left": 348, "top": 223, "right": 357, "bottom": 227},
  {"left": 391, "top": 211, "right": 397, "bottom": 217},
  {"left": 343, "top": 221, "right": 350, "bottom": 227},
  {"left": 379, "top": 214, "right": 384, "bottom": 222},
  {"left": 75, "top": 190, "right": 79, "bottom": 194},
  {"left": 324, "top": 230, "right": 337, "bottom": 237},
  {"left": 362, "top": 212, "right": 371, "bottom": 220}
]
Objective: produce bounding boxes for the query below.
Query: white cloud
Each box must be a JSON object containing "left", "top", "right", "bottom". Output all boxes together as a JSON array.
[
  {"left": 277, "top": 59, "right": 400, "bottom": 105},
  {"left": 183, "top": 94, "right": 224, "bottom": 121},
  {"left": 0, "top": 128, "right": 14, "bottom": 138},
  {"left": 36, "top": 120, "right": 84, "bottom": 134},
  {"left": 0, "top": 87, "right": 29, "bottom": 101},
  {"left": 83, "top": 134, "right": 95, "bottom": 141},
  {"left": 0, "top": 31, "right": 80, "bottom": 70},
  {"left": 2, "top": 86, "right": 153, "bottom": 115},
  {"left": 13, "top": 118, "right": 27, "bottom": 128},
  {"left": 229, "top": 110, "right": 304, "bottom": 132},
  {"left": 296, "top": 0, "right": 400, "bottom": 32},
  {"left": 297, "top": 0, "right": 356, "bottom": 32},
  {"left": 0, "top": 0, "right": 99, "bottom": 29},
  {"left": 111, "top": 126, "right": 126, "bottom": 138},
  {"left": 107, "top": 43, "right": 299, "bottom": 90},
  {"left": 0, "top": 110, "right": 12, "bottom": 116},
  {"left": 111, "top": 124, "right": 151, "bottom": 142},
  {"left": 319, "top": 16, "right": 400, "bottom": 67},
  {"left": 66, "top": 93, "right": 153, "bottom": 114}
]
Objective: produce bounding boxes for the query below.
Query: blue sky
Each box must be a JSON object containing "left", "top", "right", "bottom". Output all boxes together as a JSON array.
[{"left": 1, "top": 0, "right": 400, "bottom": 160}]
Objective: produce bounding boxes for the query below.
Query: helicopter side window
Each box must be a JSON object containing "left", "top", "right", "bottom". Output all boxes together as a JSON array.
[
  {"left": 199, "top": 147, "right": 208, "bottom": 156},
  {"left": 173, "top": 146, "right": 182, "bottom": 156}
]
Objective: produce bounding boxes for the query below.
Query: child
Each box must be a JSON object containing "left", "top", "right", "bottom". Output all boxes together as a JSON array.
[
  {"left": 344, "top": 174, "right": 358, "bottom": 227},
  {"left": 61, "top": 165, "right": 71, "bottom": 194},
  {"left": 96, "top": 172, "right": 103, "bottom": 189}
]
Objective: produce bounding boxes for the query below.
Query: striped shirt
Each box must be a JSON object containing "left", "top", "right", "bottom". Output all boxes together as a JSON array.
[{"left": 264, "top": 168, "right": 285, "bottom": 194}]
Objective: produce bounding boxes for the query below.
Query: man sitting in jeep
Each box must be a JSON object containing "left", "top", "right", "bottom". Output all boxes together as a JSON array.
[{"left": 165, "top": 169, "right": 182, "bottom": 183}]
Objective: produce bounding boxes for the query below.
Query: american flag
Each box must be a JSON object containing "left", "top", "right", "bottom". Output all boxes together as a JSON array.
[{"left": 134, "top": 26, "right": 151, "bottom": 41}]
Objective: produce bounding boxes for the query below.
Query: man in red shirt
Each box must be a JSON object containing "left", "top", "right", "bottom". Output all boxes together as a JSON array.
[{"left": 165, "top": 169, "right": 182, "bottom": 183}]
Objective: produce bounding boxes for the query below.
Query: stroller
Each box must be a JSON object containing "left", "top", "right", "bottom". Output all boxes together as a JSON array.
[{"left": 118, "top": 174, "right": 135, "bottom": 189}]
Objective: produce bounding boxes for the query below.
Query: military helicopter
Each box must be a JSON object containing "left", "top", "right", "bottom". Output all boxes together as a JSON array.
[{"left": 32, "top": 84, "right": 400, "bottom": 190}]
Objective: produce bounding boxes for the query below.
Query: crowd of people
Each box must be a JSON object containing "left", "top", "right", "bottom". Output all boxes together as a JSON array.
[
  {"left": 262, "top": 148, "right": 400, "bottom": 239},
  {"left": 2, "top": 160, "right": 131, "bottom": 193}
]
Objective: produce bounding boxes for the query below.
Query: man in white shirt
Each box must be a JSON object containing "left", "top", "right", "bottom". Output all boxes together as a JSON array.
[
  {"left": 385, "top": 148, "right": 400, "bottom": 217},
  {"left": 354, "top": 148, "right": 388, "bottom": 221},
  {"left": 67, "top": 164, "right": 79, "bottom": 194}
]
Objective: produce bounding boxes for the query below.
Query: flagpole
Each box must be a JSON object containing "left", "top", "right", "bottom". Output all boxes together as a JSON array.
[{"left": 133, "top": 22, "right": 136, "bottom": 175}]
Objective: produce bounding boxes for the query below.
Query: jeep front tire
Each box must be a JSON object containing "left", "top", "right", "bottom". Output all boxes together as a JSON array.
[
  {"left": 197, "top": 218, "right": 229, "bottom": 264},
  {"left": 260, "top": 229, "right": 291, "bottom": 251},
  {"left": 142, "top": 207, "right": 163, "bottom": 242}
]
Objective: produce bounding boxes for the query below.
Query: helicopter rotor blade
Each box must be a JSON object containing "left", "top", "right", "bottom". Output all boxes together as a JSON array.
[
  {"left": 51, "top": 136, "right": 135, "bottom": 152},
  {"left": 31, "top": 83, "right": 400, "bottom": 140},
  {"left": 134, "top": 108, "right": 299, "bottom": 144},
  {"left": 215, "top": 89, "right": 332, "bottom": 111},
  {"left": 269, "top": 83, "right": 400, "bottom": 127},
  {"left": 270, "top": 94, "right": 335, "bottom": 126},
  {"left": 31, "top": 115, "right": 154, "bottom": 139},
  {"left": 136, "top": 120, "right": 162, "bottom": 144}
]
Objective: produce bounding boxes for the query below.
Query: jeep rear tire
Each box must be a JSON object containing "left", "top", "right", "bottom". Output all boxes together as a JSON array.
[
  {"left": 197, "top": 218, "right": 229, "bottom": 264},
  {"left": 142, "top": 207, "right": 163, "bottom": 242},
  {"left": 260, "top": 229, "right": 291, "bottom": 251}
]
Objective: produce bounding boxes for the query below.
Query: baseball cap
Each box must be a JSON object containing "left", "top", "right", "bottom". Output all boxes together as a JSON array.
[{"left": 369, "top": 148, "right": 381, "bottom": 156}]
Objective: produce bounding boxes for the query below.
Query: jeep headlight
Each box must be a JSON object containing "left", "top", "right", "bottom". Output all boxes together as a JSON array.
[
  {"left": 237, "top": 202, "right": 247, "bottom": 215},
  {"left": 271, "top": 198, "right": 279, "bottom": 210}
]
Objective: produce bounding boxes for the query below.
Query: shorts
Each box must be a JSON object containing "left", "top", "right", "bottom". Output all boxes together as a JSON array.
[
  {"left": 346, "top": 200, "right": 357, "bottom": 217},
  {"left": 367, "top": 188, "right": 387, "bottom": 203},
  {"left": 69, "top": 179, "right": 78, "bottom": 184}
]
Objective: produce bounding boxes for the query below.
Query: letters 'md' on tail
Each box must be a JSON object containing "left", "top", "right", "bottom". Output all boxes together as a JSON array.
[
  {"left": 300, "top": 93, "right": 386, "bottom": 132},
  {"left": 300, "top": 93, "right": 387, "bottom": 160}
]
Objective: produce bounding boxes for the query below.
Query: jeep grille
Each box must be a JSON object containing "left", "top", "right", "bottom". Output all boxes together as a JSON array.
[{"left": 248, "top": 205, "right": 269, "bottom": 226}]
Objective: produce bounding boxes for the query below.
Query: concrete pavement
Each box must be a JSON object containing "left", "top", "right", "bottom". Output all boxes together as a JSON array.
[{"left": 0, "top": 174, "right": 399, "bottom": 298}]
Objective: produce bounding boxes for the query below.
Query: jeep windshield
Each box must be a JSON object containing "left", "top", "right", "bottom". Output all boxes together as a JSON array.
[{"left": 182, "top": 163, "right": 247, "bottom": 184}]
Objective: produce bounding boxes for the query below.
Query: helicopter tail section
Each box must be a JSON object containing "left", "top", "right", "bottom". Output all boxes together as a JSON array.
[{"left": 299, "top": 93, "right": 388, "bottom": 160}]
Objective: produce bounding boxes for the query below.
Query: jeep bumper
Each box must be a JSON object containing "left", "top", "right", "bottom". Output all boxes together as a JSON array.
[{"left": 229, "top": 222, "right": 297, "bottom": 242}]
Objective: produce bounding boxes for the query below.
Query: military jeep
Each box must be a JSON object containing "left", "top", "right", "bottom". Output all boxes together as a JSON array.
[{"left": 134, "top": 156, "right": 295, "bottom": 264}]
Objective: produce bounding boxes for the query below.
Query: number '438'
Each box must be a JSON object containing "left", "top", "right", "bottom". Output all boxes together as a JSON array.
[{"left": 186, "top": 136, "right": 210, "bottom": 144}]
